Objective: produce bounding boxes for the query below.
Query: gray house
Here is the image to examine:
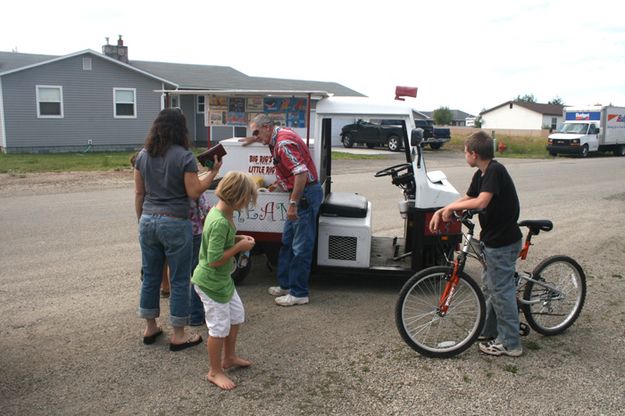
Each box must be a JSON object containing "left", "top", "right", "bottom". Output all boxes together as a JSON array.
[
  {"left": 419, "top": 109, "right": 476, "bottom": 126},
  {"left": 0, "top": 39, "right": 362, "bottom": 153}
]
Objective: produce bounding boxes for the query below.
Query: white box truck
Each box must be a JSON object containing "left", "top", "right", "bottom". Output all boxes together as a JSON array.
[{"left": 547, "top": 105, "right": 625, "bottom": 157}]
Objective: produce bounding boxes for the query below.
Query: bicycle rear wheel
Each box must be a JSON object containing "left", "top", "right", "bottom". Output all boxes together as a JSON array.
[
  {"left": 522, "top": 255, "right": 586, "bottom": 336},
  {"left": 395, "top": 266, "right": 485, "bottom": 358}
]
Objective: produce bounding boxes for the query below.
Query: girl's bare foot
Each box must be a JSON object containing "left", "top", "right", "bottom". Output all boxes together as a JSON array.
[
  {"left": 223, "top": 356, "right": 252, "bottom": 369},
  {"left": 207, "top": 371, "right": 236, "bottom": 390}
]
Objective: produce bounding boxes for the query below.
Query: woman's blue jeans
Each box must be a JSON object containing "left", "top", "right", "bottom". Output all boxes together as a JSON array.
[
  {"left": 480, "top": 239, "right": 523, "bottom": 349},
  {"left": 138, "top": 214, "right": 192, "bottom": 327},
  {"left": 277, "top": 183, "right": 323, "bottom": 298}
]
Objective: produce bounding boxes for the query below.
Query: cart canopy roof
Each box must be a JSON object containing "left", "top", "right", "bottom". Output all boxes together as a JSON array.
[{"left": 315, "top": 97, "right": 415, "bottom": 119}]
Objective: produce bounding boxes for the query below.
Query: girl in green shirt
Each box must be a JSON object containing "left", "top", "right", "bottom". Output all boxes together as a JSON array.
[{"left": 192, "top": 171, "right": 257, "bottom": 390}]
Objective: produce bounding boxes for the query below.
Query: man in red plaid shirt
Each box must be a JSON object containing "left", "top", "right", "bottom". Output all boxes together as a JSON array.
[{"left": 243, "top": 114, "right": 323, "bottom": 306}]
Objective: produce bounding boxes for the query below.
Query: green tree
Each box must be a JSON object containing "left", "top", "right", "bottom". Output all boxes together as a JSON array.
[
  {"left": 548, "top": 96, "right": 565, "bottom": 105},
  {"left": 433, "top": 106, "right": 453, "bottom": 125},
  {"left": 473, "top": 115, "right": 483, "bottom": 128},
  {"left": 515, "top": 94, "right": 536, "bottom": 103}
]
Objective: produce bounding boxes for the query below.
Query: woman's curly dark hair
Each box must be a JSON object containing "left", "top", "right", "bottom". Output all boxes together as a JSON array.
[{"left": 144, "top": 108, "right": 190, "bottom": 157}]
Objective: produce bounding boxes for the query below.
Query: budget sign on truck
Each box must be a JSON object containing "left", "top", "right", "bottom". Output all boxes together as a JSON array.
[{"left": 547, "top": 105, "right": 625, "bottom": 157}]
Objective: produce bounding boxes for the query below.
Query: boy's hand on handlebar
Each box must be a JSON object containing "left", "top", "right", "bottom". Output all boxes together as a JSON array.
[
  {"left": 429, "top": 209, "right": 443, "bottom": 233},
  {"left": 429, "top": 208, "right": 458, "bottom": 233}
]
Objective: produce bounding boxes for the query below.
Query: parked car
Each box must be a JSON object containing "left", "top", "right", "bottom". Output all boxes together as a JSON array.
[
  {"left": 340, "top": 119, "right": 405, "bottom": 151},
  {"left": 382, "top": 119, "right": 451, "bottom": 150},
  {"left": 413, "top": 119, "right": 451, "bottom": 150}
]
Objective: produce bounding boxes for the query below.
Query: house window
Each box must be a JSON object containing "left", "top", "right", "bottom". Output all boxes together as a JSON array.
[
  {"left": 82, "top": 57, "right": 92, "bottom": 71},
  {"left": 197, "top": 95, "right": 205, "bottom": 113},
  {"left": 551, "top": 117, "right": 557, "bottom": 130},
  {"left": 114, "top": 88, "right": 136, "bottom": 118},
  {"left": 36, "top": 85, "right": 63, "bottom": 118}
]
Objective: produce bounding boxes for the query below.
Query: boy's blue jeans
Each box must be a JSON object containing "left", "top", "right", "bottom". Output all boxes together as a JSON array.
[
  {"left": 480, "top": 239, "right": 523, "bottom": 349},
  {"left": 277, "top": 183, "right": 323, "bottom": 298},
  {"left": 138, "top": 214, "right": 192, "bottom": 327}
]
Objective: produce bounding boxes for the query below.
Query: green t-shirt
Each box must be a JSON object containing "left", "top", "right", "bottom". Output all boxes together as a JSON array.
[{"left": 191, "top": 208, "right": 235, "bottom": 303}]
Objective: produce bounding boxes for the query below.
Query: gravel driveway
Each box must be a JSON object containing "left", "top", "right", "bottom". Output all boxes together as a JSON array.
[{"left": 0, "top": 150, "right": 624, "bottom": 415}]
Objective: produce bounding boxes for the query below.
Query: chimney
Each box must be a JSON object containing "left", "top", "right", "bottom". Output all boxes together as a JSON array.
[{"left": 102, "top": 35, "right": 129, "bottom": 63}]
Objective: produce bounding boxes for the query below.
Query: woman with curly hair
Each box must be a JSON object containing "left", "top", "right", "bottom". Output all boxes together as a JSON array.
[{"left": 134, "top": 108, "right": 221, "bottom": 351}]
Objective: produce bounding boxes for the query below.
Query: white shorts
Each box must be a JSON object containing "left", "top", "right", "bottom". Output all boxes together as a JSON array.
[{"left": 194, "top": 285, "right": 245, "bottom": 338}]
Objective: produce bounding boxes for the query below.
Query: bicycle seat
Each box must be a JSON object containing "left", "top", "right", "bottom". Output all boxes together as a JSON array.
[{"left": 518, "top": 220, "right": 553, "bottom": 234}]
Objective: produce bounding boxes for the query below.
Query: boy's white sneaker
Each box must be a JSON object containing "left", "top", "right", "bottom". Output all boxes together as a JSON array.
[
  {"left": 268, "top": 286, "right": 290, "bottom": 296},
  {"left": 479, "top": 340, "right": 523, "bottom": 357},
  {"left": 275, "top": 294, "right": 309, "bottom": 306}
]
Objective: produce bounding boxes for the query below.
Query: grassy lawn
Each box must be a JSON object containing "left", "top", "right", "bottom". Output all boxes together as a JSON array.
[
  {"left": 0, "top": 148, "right": 210, "bottom": 174},
  {"left": 448, "top": 133, "right": 551, "bottom": 159},
  {"left": 0, "top": 135, "right": 552, "bottom": 174},
  {"left": 0, "top": 151, "right": 137, "bottom": 174}
]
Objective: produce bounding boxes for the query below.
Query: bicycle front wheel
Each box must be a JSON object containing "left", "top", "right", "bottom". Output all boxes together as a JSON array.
[
  {"left": 522, "top": 255, "right": 586, "bottom": 336},
  {"left": 395, "top": 266, "right": 485, "bottom": 358}
]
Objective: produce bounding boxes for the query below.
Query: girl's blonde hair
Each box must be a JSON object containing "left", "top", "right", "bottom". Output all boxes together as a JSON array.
[{"left": 215, "top": 171, "right": 258, "bottom": 211}]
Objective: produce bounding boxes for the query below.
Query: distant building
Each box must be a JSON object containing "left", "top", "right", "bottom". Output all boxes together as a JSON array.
[
  {"left": 418, "top": 109, "right": 476, "bottom": 126},
  {"left": 0, "top": 37, "right": 363, "bottom": 153},
  {"left": 480, "top": 100, "right": 564, "bottom": 131}
]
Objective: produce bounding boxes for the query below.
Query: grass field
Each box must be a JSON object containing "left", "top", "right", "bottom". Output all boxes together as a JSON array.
[
  {"left": 0, "top": 134, "right": 553, "bottom": 174},
  {"left": 447, "top": 132, "right": 551, "bottom": 158}
]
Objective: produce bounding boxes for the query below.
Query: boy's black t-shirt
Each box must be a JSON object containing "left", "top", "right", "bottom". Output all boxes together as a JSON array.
[{"left": 467, "top": 160, "right": 522, "bottom": 248}]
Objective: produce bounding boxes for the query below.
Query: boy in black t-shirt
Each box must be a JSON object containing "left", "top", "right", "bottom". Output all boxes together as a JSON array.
[{"left": 429, "top": 131, "right": 523, "bottom": 357}]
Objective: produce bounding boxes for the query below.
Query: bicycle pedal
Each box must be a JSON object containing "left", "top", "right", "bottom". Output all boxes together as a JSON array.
[{"left": 519, "top": 322, "right": 530, "bottom": 336}]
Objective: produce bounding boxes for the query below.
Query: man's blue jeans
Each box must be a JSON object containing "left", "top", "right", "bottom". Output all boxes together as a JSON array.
[
  {"left": 480, "top": 239, "right": 523, "bottom": 349},
  {"left": 138, "top": 214, "right": 192, "bottom": 327},
  {"left": 277, "top": 183, "right": 323, "bottom": 298}
]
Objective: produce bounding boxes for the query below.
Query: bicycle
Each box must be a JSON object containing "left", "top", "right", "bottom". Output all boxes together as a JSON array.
[{"left": 395, "top": 210, "right": 587, "bottom": 358}]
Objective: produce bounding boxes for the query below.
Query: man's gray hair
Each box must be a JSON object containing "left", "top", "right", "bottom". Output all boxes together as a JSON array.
[{"left": 251, "top": 113, "right": 274, "bottom": 127}]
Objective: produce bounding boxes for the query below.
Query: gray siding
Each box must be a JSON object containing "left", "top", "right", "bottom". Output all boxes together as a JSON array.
[
  {"left": 0, "top": 78, "right": 5, "bottom": 148},
  {"left": 2, "top": 53, "right": 170, "bottom": 152}
]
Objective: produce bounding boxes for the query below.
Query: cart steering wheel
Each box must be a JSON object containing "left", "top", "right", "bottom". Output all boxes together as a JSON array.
[{"left": 374, "top": 163, "right": 411, "bottom": 178}]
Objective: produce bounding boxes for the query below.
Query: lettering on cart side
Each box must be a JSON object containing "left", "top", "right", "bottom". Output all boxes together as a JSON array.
[
  {"left": 247, "top": 154, "right": 276, "bottom": 175},
  {"left": 232, "top": 201, "right": 289, "bottom": 224}
]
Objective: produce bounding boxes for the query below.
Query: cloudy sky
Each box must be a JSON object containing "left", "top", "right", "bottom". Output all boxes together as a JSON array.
[{"left": 2, "top": 0, "right": 625, "bottom": 115}]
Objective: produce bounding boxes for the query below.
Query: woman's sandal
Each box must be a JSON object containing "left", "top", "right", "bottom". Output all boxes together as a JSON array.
[
  {"left": 169, "top": 334, "right": 203, "bottom": 352},
  {"left": 143, "top": 328, "right": 163, "bottom": 345}
]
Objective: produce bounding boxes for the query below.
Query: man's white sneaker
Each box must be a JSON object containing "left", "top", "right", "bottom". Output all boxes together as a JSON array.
[
  {"left": 268, "top": 286, "right": 290, "bottom": 296},
  {"left": 275, "top": 294, "right": 309, "bottom": 306}
]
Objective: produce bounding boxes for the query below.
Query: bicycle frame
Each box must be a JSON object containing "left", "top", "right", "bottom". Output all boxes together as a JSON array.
[{"left": 438, "top": 212, "right": 566, "bottom": 312}]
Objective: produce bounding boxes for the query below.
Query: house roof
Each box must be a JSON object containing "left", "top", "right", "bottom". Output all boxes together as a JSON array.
[
  {"left": 0, "top": 50, "right": 363, "bottom": 97},
  {"left": 481, "top": 100, "right": 564, "bottom": 116},
  {"left": 130, "top": 60, "right": 249, "bottom": 89},
  {"left": 131, "top": 60, "right": 362, "bottom": 96},
  {"left": 0, "top": 49, "right": 177, "bottom": 85},
  {"left": 0, "top": 51, "right": 58, "bottom": 72},
  {"left": 417, "top": 109, "right": 475, "bottom": 120}
]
